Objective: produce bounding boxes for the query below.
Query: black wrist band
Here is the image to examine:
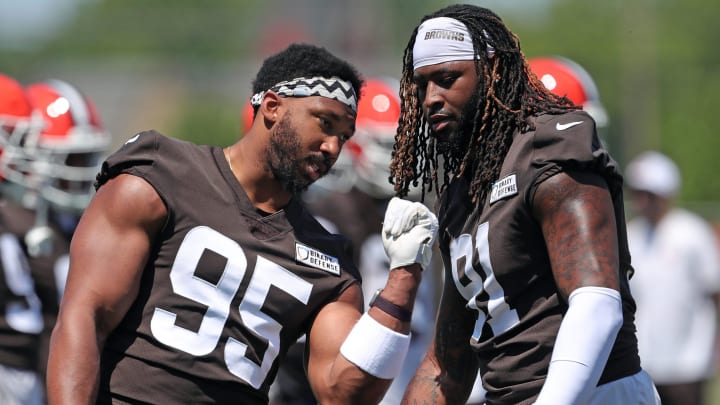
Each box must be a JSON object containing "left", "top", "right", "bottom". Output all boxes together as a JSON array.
[{"left": 369, "top": 289, "right": 412, "bottom": 322}]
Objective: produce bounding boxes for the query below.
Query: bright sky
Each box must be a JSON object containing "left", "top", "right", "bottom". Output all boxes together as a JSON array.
[{"left": 0, "top": 0, "right": 87, "bottom": 50}]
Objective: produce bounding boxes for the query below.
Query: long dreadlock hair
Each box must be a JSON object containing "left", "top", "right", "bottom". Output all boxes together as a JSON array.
[{"left": 391, "top": 4, "right": 579, "bottom": 205}]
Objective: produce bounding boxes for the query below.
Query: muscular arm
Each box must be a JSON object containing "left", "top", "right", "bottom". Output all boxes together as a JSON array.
[
  {"left": 533, "top": 170, "right": 620, "bottom": 297},
  {"left": 532, "top": 170, "right": 623, "bottom": 404},
  {"left": 47, "top": 174, "right": 166, "bottom": 404},
  {"left": 306, "top": 265, "right": 422, "bottom": 404},
  {"left": 304, "top": 197, "right": 436, "bottom": 403},
  {"left": 402, "top": 267, "right": 478, "bottom": 405}
]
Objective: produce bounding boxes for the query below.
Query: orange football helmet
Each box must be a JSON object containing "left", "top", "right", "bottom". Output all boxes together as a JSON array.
[
  {"left": 11, "top": 79, "right": 112, "bottom": 212},
  {"left": 0, "top": 73, "right": 42, "bottom": 157},
  {"left": 348, "top": 77, "right": 402, "bottom": 198},
  {"left": 529, "top": 56, "right": 608, "bottom": 127}
]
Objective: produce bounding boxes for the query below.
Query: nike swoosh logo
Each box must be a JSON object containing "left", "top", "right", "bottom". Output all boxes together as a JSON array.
[
  {"left": 556, "top": 121, "right": 584, "bottom": 131},
  {"left": 125, "top": 133, "right": 141, "bottom": 144}
]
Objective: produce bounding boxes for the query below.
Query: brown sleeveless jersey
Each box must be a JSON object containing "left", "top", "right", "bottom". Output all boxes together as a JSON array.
[
  {"left": 438, "top": 111, "right": 640, "bottom": 404},
  {"left": 95, "top": 131, "right": 360, "bottom": 404},
  {"left": 0, "top": 198, "right": 70, "bottom": 372}
]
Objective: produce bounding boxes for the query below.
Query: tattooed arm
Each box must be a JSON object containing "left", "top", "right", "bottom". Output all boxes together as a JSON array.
[
  {"left": 531, "top": 170, "right": 623, "bottom": 404},
  {"left": 532, "top": 170, "right": 621, "bottom": 297},
  {"left": 402, "top": 269, "right": 478, "bottom": 404}
]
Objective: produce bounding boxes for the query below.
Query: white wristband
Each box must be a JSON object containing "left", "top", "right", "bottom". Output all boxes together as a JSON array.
[
  {"left": 340, "top": 313, "right": 411, "bottom": 379},
  {"left": 534, "top": 286, "right": 623, "bottom": 404}
]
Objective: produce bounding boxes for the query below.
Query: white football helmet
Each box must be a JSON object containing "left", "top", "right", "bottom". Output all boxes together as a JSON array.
[{"left": 1, "top": 79, "right": 111, "bottom": 213}]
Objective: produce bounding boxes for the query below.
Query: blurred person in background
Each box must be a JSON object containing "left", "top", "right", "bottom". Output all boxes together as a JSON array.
[
  {"left": 0, "top": 72, "right": 48, "bottom": 405},
  {"left": 24, "top": 78, "right": 111, "bottom": 390},
  {"left": 625, "top": 150, "right": 720, "bottom": 405},
  {"left": 47, "top": 43, "right": 438, "bottom": 405},
  {"left": 0, "top": 73, "right": 109, "bottom": 404}
]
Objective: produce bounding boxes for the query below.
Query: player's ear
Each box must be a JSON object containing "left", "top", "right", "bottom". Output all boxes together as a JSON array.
[{"left": 259, "top": 91, "right": 281, "bottom": 127}]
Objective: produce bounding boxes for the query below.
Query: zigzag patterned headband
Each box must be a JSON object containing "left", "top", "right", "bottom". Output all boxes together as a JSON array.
[{"left": 250, "top": 76, "right": 358, "bottom": 112}]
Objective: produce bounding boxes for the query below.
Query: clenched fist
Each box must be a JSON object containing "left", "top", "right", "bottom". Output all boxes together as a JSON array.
[{"left": 382, "top": 197, "right": 439, "bottom": 270}]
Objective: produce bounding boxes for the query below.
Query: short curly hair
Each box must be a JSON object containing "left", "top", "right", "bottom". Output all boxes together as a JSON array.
[{"left": 251, "top": 43, "right": 364, "bottom": 103}]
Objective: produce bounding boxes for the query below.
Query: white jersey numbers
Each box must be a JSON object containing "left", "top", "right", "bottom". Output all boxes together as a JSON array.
[
  {"left": 449, "top": 222, "right": 519, "bottom": 341},
  {"left": 151, "top": 226, "right": 247, "bottom": 355},
  {"left": 229, "top": 256, "right": 312, "bottom": 388},
  {"left": 150, "top": 225, "right": 313, "bottom": 388}
]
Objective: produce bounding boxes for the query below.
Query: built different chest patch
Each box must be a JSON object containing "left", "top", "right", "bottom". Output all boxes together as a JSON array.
[
  {"left": 295, "top": 242, "right": 341, "bottom": 275},
  {"left": 490, "top": 174, "right": 518, "bottom": 204}
]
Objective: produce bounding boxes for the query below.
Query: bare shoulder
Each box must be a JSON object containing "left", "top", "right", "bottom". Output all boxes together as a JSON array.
[
  {"left": 88, "top": 173, "right": 167, "bottom": 228},
  {"left": 70, "top": 173, "right": 167, "bottom": 282}
]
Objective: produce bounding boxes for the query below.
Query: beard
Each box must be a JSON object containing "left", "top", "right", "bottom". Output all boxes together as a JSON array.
[
  {"left": 265, "top": 112, "right": 330, "bottom": 196},
  {"left": 434, "top": 92, "right": 481, "bottom": 163}
]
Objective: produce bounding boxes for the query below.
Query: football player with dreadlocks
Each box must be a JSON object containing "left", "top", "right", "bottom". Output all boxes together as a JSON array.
[
  {"left": 48, "top": 43, "right": 438, "bottom": 405},
  {"left": 393, "top": 4, "right": 659, "bottom": 404}
]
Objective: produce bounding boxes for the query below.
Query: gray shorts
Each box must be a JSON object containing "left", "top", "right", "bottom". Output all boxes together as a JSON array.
[{"left": 589, "top": 369, "right": 661, "bottom": 405}]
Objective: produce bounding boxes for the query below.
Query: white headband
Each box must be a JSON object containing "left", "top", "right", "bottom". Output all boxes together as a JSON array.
[
  {"left": 251, "top": 76, "right": 358, "bottom": 112},
  {"left": 413, "top": 17, "right": 495, "bottom": 70}
]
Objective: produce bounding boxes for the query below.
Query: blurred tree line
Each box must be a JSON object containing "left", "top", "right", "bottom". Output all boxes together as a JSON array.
[
  {"left": 519, "top": 0, "right": 720, "bottom": 217},
  {"left": 1, "top": 0, "right": 718, "bottom": 216}
]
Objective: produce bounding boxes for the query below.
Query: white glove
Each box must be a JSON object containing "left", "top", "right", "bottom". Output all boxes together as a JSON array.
[{"left": 382, "top": 197, "right": 439, "bottom": 270}]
